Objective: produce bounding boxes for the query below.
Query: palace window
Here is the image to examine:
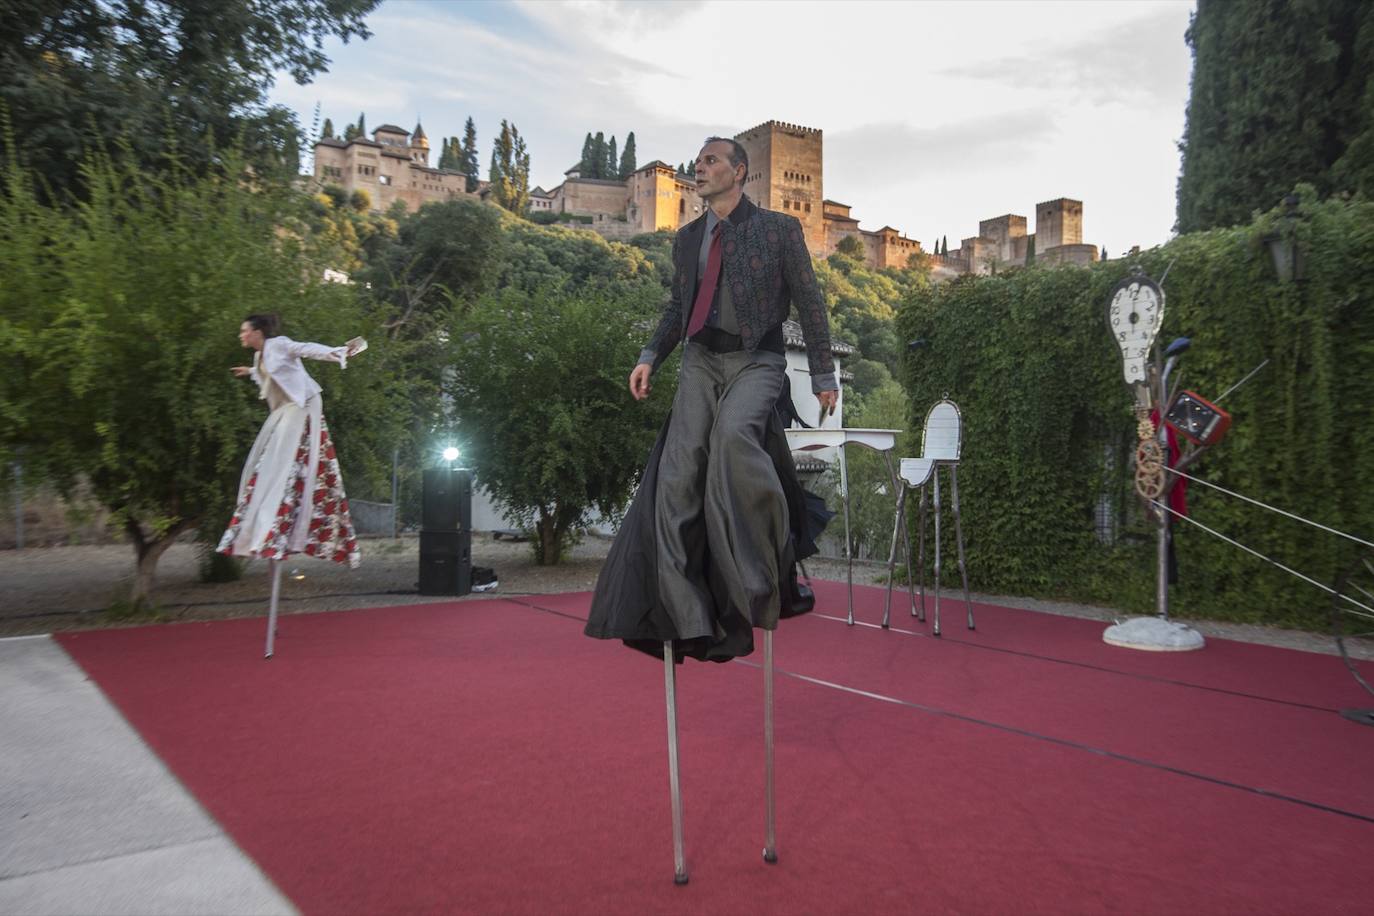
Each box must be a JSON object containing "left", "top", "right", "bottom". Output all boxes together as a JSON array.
[{"left": 379, "top": 175, "right": 391, "bottom": 185}]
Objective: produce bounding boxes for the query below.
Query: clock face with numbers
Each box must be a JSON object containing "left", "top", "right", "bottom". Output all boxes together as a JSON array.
[{"left": 1107, "top": 275, "right": 1164, "bottom": 385}]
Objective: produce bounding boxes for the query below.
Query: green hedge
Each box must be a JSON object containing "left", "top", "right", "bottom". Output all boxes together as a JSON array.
[{"left": 896, "top": 188, "right": 1374, "bottom": 627}]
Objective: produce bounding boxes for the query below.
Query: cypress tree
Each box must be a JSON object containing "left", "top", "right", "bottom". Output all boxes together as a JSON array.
[
  {"left": 942, "top": 235, "right": 948, "bottom": 255},
  {"left": 591, "top": 132, "right": 606, "bottom": 179},
  {"left": 1176, "top": 0, "right": 1374, "bottom": 232},
  {"left": 607, "top": 135, "right": 617, "bottom": 180},
  {"left": 461, "top": 118, "right": 480, "bottom": 192},
  {"left": 619, "top": 131, "right": 637, "bottom": 179},
  {"left": 320, "top": 118, "right": 335, "bottom": 140},
  {"left": 580, "top": 133, "right": 594, "bottom": 175},
  {"left": 1101, "top": 246, "right": 1108, "bottom": 261},
  {"left": 356, "top": 112, "right": 366, "bottom": 138}
]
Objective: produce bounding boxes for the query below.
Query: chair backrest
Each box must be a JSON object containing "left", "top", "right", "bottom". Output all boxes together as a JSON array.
[{"left": 921, "top": 400, "right": 962, "bottom": 462}]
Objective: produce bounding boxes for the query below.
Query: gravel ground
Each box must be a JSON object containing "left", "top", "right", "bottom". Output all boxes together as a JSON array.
[{"left": 0, "top": 536, "right": 1368, "bottom": 665}]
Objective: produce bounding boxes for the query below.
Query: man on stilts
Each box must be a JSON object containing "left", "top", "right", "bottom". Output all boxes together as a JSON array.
[{"left": 584, "top": 136, "right": 838, "bottom": 884}]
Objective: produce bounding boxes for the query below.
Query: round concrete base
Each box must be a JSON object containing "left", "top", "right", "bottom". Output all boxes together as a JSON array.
[{"left": 1103, "top": 616, "right": 1206, "bottom": 652}]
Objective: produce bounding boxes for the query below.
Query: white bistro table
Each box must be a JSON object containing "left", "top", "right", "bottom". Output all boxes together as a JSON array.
[{"left": 785, "top": 427, "right": 911, "bottom": 624}]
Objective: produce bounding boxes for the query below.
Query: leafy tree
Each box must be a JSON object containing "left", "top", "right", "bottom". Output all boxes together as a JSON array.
[
  {"left": 820, "top": 378, "right": 909, "bottom": 561},
  {"left": 836, "top": 234, "right": 865, "bottom": 259},
  {"left": 321, "top": 118, "right": 335, "bottom": 140},
  {"left": 497, "top": 219, "right": 660, "bottom": 295},
  {"left": 363, "top": 197, "right": 505, "bottom": 334},
  {"left": 447, "top": 284, "right": 674, "bottom": 564},
  {"left": 0, "top": 145, "right": 396, "bottom": 607},
  {"left": 343, "top": 122, "right": 359, "bottom": 141},
  {"left": 815, "top": 250, "right": 927, "bottom": 383},
  {"left": 488, "top": 119, "right": 530, "bottom": 213},
  {"left": 0, "top": 0, "right": 379, "bottom": 198},
  {"left": 607, "top": 135, "right": 617, "bottom": 180},
  {"left": 281, "top": 129, "right": 300, "bottom": 178},
  {"left": 619, "top": 131, "right": 637, "bottom": 179},
  {"left": 1176, "top": 0, "right": 1374, "bottom": 232}
]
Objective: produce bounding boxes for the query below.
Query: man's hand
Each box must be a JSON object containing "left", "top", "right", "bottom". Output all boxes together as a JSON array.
[
  {"left": 629, "top": 363, "right": 652, "bottom": 400},
  {"left": 817, "top": 389, "right": 838, "bottom": 415},
  {"left": 231, "top": 366, "right": 253, "bottom": 378}
]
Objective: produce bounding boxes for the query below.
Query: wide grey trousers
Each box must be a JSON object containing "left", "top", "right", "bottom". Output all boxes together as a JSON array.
[{"left": 655, "top": 342, "right": 790, "bottom": 639}]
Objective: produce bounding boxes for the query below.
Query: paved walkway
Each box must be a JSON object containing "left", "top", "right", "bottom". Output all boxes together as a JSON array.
[{"left": 0, "top": 635, "right": 295, "bottom": 916}]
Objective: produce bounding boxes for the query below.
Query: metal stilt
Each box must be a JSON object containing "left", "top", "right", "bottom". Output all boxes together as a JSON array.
[
  {"left": 264, "top": 558, "right": 283, "bottom": 659},
  {"left": 882, "top": 487, "right": 905, "bottom": 630},
  {"left": 762, "top": 628, "right": 778, "bottom": 864},
  {"left": 950, "top": 466, "right": 975, "bottom": 630},
  {"left": 915, "top": 485, "right": 927, "bottom": 621},
  {"left": 839, "top": 446, "right": 854, "bottom": 626},
  {"left": 663, "top": 642, "right": 688, "bottom": 885},
  {"left": 933, "top": 470, "right": 943, "bottom": 637}
]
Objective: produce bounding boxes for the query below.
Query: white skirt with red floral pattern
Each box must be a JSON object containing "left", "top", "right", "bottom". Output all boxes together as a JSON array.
[{"left": 217, "top": 398, "right": 360, "bottom": 568}]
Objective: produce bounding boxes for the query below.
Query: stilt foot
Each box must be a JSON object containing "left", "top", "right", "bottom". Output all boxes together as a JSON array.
[
  {"left": 763, "top": 849, "right": 778, "bottom": 864},
  {"left": 674, "top": 873, "right": 689, "bottom": 886}
]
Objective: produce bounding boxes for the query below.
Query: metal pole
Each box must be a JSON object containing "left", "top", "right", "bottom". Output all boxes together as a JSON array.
[
  {"left": 264, "top": 559, "right": 283, "bottom": 658},
  {"left": 882, "top": 487, "right": 904, "bottom": 630},
  {"left": 12, "top": 462, "right": 23, "bottom": 550},
  {"left": 839, "top": 445, "right": 854, "bottom": 626},
  {"left": 762, "top": 628, "right": 778, "bottom": 864},
  {"left": 391, "top": 445, "right": 400, "bottom": 541},
  {"left": 663, "top": 642, "right": 688, "bottom": 885},
  {"left": 951, "top": 465, "right": 975, "bottom": 630},
  {"left": 915, "top": 485, "right": 927, "bottom": 621},
  {"left": 1155, "top": 349, "right": 1170, "bottom": 621},
  {"left": 933, "top": 468, "right": 943, "bottom": 637}
]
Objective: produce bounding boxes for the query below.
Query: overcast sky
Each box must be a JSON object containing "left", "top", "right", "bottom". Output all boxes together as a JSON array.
[{"left": 269, "top": 0, "right": 1196, "bottom": 258}]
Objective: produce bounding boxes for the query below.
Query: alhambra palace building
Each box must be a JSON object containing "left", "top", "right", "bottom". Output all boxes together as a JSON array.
[{"left": 312, "top": 119, "right": 1098, "bottom": 276}]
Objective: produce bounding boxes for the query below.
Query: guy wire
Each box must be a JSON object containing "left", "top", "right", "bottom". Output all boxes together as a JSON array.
[{"left": 1163, "top": 467, "right": 1374, "bottom": 549}]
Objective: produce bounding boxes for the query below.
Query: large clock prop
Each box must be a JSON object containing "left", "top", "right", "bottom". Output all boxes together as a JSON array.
[{"left": 1104, "top": 269, "right": 1233, "bottom": 651}]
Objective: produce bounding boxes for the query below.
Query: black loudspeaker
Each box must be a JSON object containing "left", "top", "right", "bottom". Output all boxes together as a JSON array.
[
  {"left": 419, "top": 529, "right": 472, "bottom": 596},
  {"left": 422, "top": 468, "right": 472, "bottom": 532}
]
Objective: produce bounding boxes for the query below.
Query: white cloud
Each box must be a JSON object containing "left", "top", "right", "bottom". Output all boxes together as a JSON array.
[{"left": 269, "top": 0, "right": 1195, "bottom": 255}]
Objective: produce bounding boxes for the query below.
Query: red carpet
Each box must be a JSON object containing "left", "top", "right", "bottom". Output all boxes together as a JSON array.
[{"left": 57, "top": 584, "right": 1374, "bottom": 915}]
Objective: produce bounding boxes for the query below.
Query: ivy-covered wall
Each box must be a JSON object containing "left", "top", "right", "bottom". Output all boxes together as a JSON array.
[{"left": 896, "top": 189, "right": 1374, "bottom": 627}]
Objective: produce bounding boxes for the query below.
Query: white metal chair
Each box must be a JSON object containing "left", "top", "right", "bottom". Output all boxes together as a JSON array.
[{"left": 887, "top": 399, "right": 974, "bottom": 635}]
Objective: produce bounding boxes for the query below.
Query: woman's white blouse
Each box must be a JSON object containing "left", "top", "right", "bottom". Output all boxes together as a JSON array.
[{"left": 250, "top": 336, "right": 351, "bottom": 408}]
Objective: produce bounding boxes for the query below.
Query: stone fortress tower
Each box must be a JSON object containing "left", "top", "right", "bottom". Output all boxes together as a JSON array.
[{"left": 735, "top": 121, "right": 826, "bottom": 253}]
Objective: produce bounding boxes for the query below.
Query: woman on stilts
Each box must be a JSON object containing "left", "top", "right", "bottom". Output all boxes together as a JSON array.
[{"left": 217, "top": 313, "right": 366, "bottom": 656}]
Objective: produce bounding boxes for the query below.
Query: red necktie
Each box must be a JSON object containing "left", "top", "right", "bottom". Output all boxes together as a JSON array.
[{"left": 686, "top": 223, "right": 722, "bottom": 338}]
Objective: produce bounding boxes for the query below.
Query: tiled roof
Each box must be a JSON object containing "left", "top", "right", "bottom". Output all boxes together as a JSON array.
[
  {"left": 791, "top": 454, "right": 830, "bottom": 473},
  {"left": 374, "top": 124, "right": 409, "bottom": 135},
  {"left": 782, "top": 319, "right": 857, "bottom": 355}
]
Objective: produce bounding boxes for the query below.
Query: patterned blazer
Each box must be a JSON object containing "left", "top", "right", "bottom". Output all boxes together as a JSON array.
[{"left": 638, "top": 195, "right": 837, "bottom": 392}]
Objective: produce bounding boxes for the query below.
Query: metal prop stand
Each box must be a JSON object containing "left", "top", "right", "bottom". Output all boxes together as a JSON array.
[
  {"left": 762, "top": 628, "right": 778, "bottom": 864},
  {"left": 838, "top": 447, "right": 854, "bottom": 625},
  {"left": 916, "top": 485, "right": 927, "bottom": 621},
  {"left": 882, "top": 451, "right": 918, "bottom": 629},
  {"left": 663, "top": 642, "right": 688, "bottom": 885},
  {"left": 264, "top": 558, "right": 283, "bottom": 659},
  {"left": 926, "top": 467, "right": 974, "bottom": 636}
]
